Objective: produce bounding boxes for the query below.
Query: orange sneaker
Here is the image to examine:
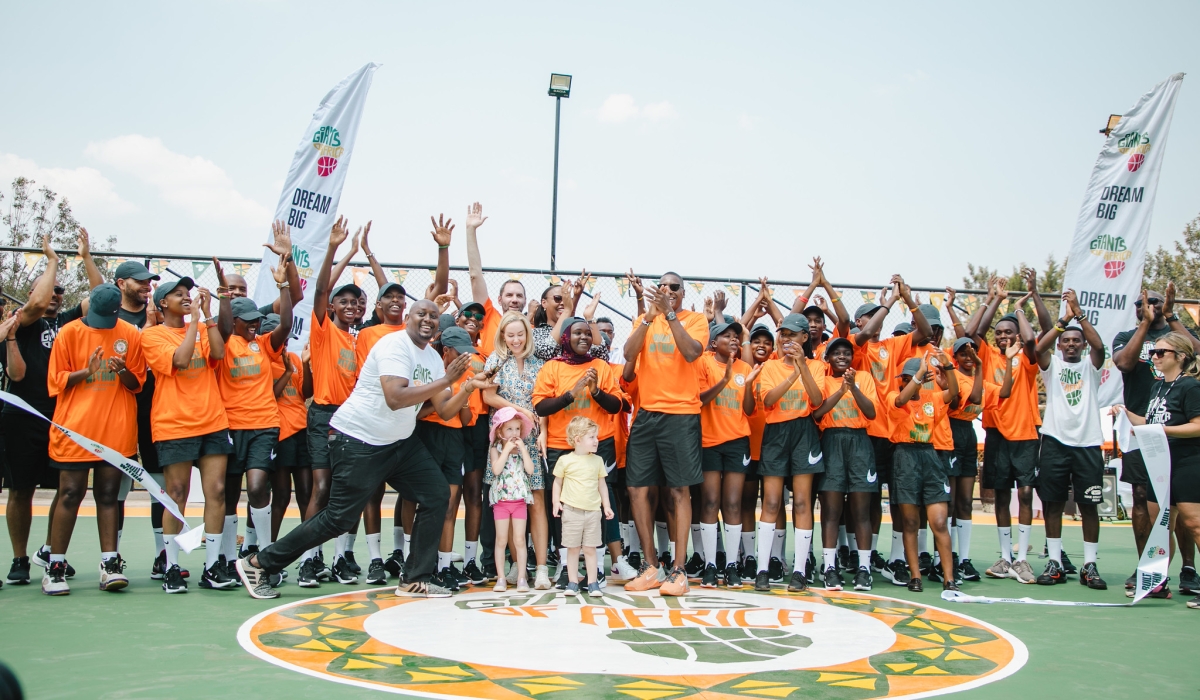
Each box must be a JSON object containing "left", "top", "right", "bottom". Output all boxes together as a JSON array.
[
  {"left": 624, "top": 563, "right": 661, "bottom": 591},
  {"left": 659, "top": 567, "right": 689, "bottom": 596}
]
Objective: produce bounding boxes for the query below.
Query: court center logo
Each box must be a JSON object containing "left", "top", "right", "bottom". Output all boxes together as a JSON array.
[
  {"left": 240, "top": 587, "right": 1026, "bottom": 699},
  {"left": 312, "top": 125, "right": 345, "bottom": 177}
]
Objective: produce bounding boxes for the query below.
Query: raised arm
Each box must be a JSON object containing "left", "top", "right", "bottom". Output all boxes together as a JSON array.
[
  {"left": 79, "top": 228, "right": 103, "bottom": 290},
  {"left": 896, "top": 275, "right": 931, "bottom": 345},
  {"left": 623, "top": 289, "right": 660, "bottom": 363},
  {"left": 2, "top": 315, "right": 25, "bottom": 381},
  {"left": 1162, "top": 281, "right": 1200, "bottom": 353},
  {"left": 1022, "top": 268, "right": 1053, "bottom": 334},
  {"left": 1013, "top": 298, "right": 1038, "bottom": 365},
  {"left": 274, "top": 352, "right": 294, "bottom": 399},
  {"left": 328, "top": 225, "right": 361, "bottom": 296},
  {"left": 269, "top": 256, "right": 295, "bottom": 351},
  {"left": 970, "top": 277, "right": 1008, "bottom": 342},
  {"left": 18, "top": 235, "right": 59, "bottom": 326},
  {"left": 313, "top": 216, "right": 350, "bottom": 326},
  {"left": 856, "top": 284, "right": 897, "bottom": 346},
  {"left": 944, "top": 288, "right": 965, "bottom": 340},
  {"left": 465, "top": 202, "right": 490, "bottom": 304},
  {"left": 355, "top": 221, "right": 388, "bottom": 288},
  {"left": 817, "top": 263, "right": 850, "bottom": 338},
  {"left": 429, "top": 214, "right": 453, "bottom": 298}
]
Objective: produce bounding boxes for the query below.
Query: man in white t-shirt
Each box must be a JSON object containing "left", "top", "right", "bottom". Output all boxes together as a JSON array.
[
  {"left": 236, "top": 300, "right": 492, "bottom": 599},
  {"left": 1029, "top": 289, "right": 1108, "bottom": 590}
]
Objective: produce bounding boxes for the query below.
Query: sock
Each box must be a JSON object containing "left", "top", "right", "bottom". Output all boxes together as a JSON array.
[
  {"left": 1083, "top": 540, "right": 1098, "bottom": 564},
  {"left": 950, "top": 524, "right": 958, "bottom": 554},
  {"left": 998, "top": 527, "right": 1013, "bottom": 563},
  {"left": 668, "top": 542, "right": 676, "bottom": 562},
  {"left": 205, "top": 533, "right": 220, "bottom": 570},
  {"left": 403, "top": 534, "right": 412, "bottom": 556},
  {"left": 723, "top": 523, "right": 742, "bottom": 567},
  {"left": 50, "top": 553, "right": 66, "bottom": 563},
  {"left": 164, "top": 535, "right": 179, "bottom": 568},
  {"left": 755, "top": 523, "right": 774, "bottom": 572},
  {"left": 888, "top": 531, "right": 904, "bottom": 562},
  {"left": 858, "top": 549, "right": 872, "bottom": 570},
  {"left": 465, "top": 540, "right": 479, "bottom": 564},
  {"left": 222, "top": 516, "right": 238, "bottom": 561},
  {"left": 153, "top": 527, "right": 165, "bottom": 555},
  {"left": 1047, "top": 537, "right": 1062, "bottom": 565},
  {"left": 346, "top": 533, "right": 356, "bottom": 553},
  {"left": 700, "top": 523, "right": 718, "bottom": 566},
  {"left": 655, "top": 521, "right": 669, "bottom": 557},
  {"left": 691, "top": 524, "right": 704, "bottom": 560},
  {"left": 742, "top": 532, "right": 755, "bottom": 563},
  {"left": 772, "top": 528, "right": 786, "bottom": 561},
  {"left": 628, "top": 522, "right": 641, "bottom": 553},
  {"left": 335, "top": 533, "right": 348, "bottom": 558},
  {"left": 822, "top": 547, "right": 836, "bottom": 572},
  {"left": 250, "top": 506, "right": 273, "bottom": 548},
  {"left": 917, "top": 527, "right": 929, "bottom": 555},
  {"left": 437, "top": 551, "right": 451, "bottom": 571},
  {"left": 245, "top": 523, "right": 258, "bottom": 548},
  {"left": 101, "top": 551, "right": 118, "bottom": 563},
  {"left": 393, "top": 526, "right": 404, "bottom": 553},
  {"left": 957, "top": 520, "right": 973, "bottom": 559},
  {"left": 560, "top": 547, "right": 568, "bottom": 567},
  {"left": 1016, "top": 524, "right": 1031, "bottom": 562},
  {"left": 716, "top": 525, "right": 726, "bottom": 553},
  {"left": 794, "top": 529, "right": 814, "bottom": 573},
  {"left": 838, "top": 525, "right": 848, "bottom": 549},
  {"left": 367, "top": 533, "right": 382, "bottom": 561},
  {"left": 871, "top": 533, "right": 879, "bottom": 552}
]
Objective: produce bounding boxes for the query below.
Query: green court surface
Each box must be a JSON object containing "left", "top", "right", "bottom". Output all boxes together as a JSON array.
[{"left": 1, "top": 516, "right": 1197, "bottom": 699}]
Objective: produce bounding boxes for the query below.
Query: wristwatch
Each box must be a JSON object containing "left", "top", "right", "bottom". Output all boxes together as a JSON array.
[
  {"left": 665, "top": 311, "right": 677, "bottom": 322},
  {"left": 1165, "top": 314, "right": 1179, "bottom": 323}
]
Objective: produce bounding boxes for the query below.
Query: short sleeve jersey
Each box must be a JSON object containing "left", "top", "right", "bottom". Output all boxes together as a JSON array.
[
  {"left": 47, "top": 319, "right": 147, "bottom": 461},
  {"left": 142, "top": 325, "right": 228, "bottom": 442},
  {"left": 817, "top": 369, "right": 879, "bottom": 431},
  {"left": 1, "top": 317, "right": 62, "bottom": 418},
  {"left": 631, "top": 310, "right": 709, "bottom": 414},
  {"left": 309, "top": 312, "right": 358, "bottom": 406},
  {"left": 1112, "top": 324, "right": 1176, "bottom": 416},
  {"left": 330, "top": 331, "right": 445, "bottom": 445},
  {"left": 696, "top": 353, "right": 752, "bottom": 447},
  {"left": 985, "top": 350, "right": 1042, "bottom": 441},
  {"left": 217, "top": 333, "right": 285, "bottom": 430},
  {"left": 356, "top": 323, "right": 405, "bottom": 371},
  {"left": 272, "top": 351, "right": 307, "bottom": 441},
  {"left": 852, "top": 333, "right": 914, "bottom": 438},
  {"left": 756, "top": 358, "right": 826, "bottom": 424},
  {"left": 1144, "top": 375, "right": 1200, "bottom": 463},
  {"left": 532, "top": 358, "right": 623, "bottom": 450},
  {"left": 479, "top": 298, "right": 503, "bottom": 358},
  {"left": 886, "top": 386, "right": 948, "bottom": 445},
  {"left": 552, "top": 452, "right": 608, "bottom": 511}
]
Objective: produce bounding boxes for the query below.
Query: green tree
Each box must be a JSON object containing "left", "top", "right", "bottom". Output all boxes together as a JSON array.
[
  {"left": 1, "top": 177, "right": 115, "bottom": 309},
  {"left": 1144, "top": 213, "right": 1200, "bottom": 298}
]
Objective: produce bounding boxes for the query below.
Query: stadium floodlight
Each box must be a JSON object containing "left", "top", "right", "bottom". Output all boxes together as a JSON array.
[
  {"left": 548, "top": 74, "right": 572, "bottom": 98},
  {"left": 1100, "top": 114, "right": 1122, "bottom": 136}
]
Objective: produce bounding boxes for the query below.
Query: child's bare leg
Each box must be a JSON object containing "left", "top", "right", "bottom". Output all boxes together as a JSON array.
[
  {"left": 494, "top": 516, "right": 511, "bottom": 590},
  {"left": 512, "top": 518, "right": 529, "bottom": 583},
  {"left": 568, "top": 547, "right": 582, "bottom": 584},
  {"left": 583, "top": 545, "right": 598, "bottom": 584}
]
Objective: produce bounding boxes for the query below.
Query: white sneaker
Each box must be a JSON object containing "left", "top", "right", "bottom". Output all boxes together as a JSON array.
[
  {"left": 616, "top": 555, "right": 638, "bottom": 580},
  {"left": 98, "top": 557, "right": 129, "bottom": 592},
  {"left": 450, "top": 551, "right": 464, "bottom": 563},
  {"left": 42, "top": 561, "right": 69, "bottom": 596},
  {"left": 534, "top": 565, "right": 551, "bottom": 590},
  {"left": 506, "top": 564, "right": 519, "bottom": 585},
  {"left": 1010, "top": 559, "right": 1037, "bottom": 584}
]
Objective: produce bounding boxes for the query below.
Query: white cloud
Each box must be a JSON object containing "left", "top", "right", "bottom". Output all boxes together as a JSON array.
[
  {"left": 738, "top": 113, "right": 757, "bottom": 130},
  {"left": 84, "top": 135, "right": 270, "bottom": 225},
  {"left": 643, "top": 101, "right": 678, "bottom": 122},
  {"left": 598, "top": 95, "right": 679, "bottom": 124},
  {"left": 0, "top": 153, "right": 136, "bottom": 215}
]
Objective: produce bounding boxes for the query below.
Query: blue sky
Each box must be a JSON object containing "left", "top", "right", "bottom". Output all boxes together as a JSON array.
[{"left": 2, "top": 1, "right": 1197, "bottom": 289}]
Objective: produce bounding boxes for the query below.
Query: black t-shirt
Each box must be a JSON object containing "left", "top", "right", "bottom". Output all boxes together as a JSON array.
[
  {"left": 1144, "top": 374, "right": 1200, "bottom": 464},
  {"left": 1112, "top": 324, "right": 1175, "bottom": 415},
  {"left": 0, "top": 316, "right": 65, "bottom": 418}
]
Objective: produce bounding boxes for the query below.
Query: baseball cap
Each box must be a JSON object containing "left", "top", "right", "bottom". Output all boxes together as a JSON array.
[
  {"left": 917, "top": 303, "right": 943, "bottom": 327},
  {"left": 86, "top": 284, "right": 122, "bottom": 330},
  {"left": 231, "top": 297, "right": 264, "bottom": 322},
  {"left": 329, "top": 283, "right": 363, "bottom": 301},
  {"left": 899, "top": 357, "right": 923, "bottom": 377},
  {"left": 952, "top": 337, "right": 977, "bottom": 354},
  {"left": 802, "top": 305, "right": 823, "bottom": 318},
  {"left": 892, "top": 322, "right": 913, "bottom": 335},
  {"left": 113, "top": 261, "right": 159, "bottom": 282},
  {"left": 854, "top": 303, "right": 881, "bottom": 321},
  {"left": 439, "top": 327, "right": 477, "bottom": 355},
  {"left": 377, "top": 282, "right": 406, "bottom": 300},
  {"left": 709, "top": 320, "right": 743, "bottom": 342},
  {"left": 750, "top": 323, "right": 774, "bottom": 341},
  {"left": 438, "top": 313, "right": 457, "bottom": 333},
  {"left": 778, "top": 314, "right": 810, "bottom": 334},
  {"left": 997, "top": 313, "right": 1021, "bottom": 328},
  {"left": 824, "top": 337, "right": 854, "bottom": 359},
  {"left": 258, "top": 313, "right": 281, "bottom": 335},
  {"left": 459, "top": 301, "right": 485, "bottom": 316},
  {"left": 152, "top": 276, "right": 195, "bottom": 308}
]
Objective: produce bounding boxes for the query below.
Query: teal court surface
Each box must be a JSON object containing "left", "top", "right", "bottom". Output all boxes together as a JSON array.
[{"left": 1, "top": 515, "right": 1197, "bottom": 699}]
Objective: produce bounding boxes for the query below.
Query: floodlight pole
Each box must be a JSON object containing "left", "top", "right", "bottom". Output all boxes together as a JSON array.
[{"left": 550, "top": 95, "right": 562, "bottom": 272}]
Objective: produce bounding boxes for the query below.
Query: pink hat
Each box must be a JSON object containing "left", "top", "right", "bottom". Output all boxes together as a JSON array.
[{"left": 489, "top": 406, "right": 535, "bottom": 443}]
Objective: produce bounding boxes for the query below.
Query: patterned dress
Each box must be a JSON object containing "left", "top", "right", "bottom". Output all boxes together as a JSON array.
[
  {"left": 488, "top": 448, "right": 534, "bottom": 506},
  {"left": 483, "top": 351, "right": 546, "bottom": 489}
]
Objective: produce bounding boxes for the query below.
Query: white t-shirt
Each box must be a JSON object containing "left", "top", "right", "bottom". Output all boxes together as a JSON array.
[
  {"left": 330, "top": 331, "right": 446, "bottom": 445},
  {"left": 1039, "top": 354, "right": 1103, "bottom": 447}
]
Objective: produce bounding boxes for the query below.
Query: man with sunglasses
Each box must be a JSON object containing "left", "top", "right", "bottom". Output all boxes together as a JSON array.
[{"left": 1113, "top": 283, "right": 1200, "bottom": 595}]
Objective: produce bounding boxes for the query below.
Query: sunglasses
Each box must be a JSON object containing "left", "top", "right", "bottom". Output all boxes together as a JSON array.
[
  {"left": 661, "top": 283, "right": 682, "bottom": 292},
  {"left": 54, "top": 286, "right": 64, "bottom": 295},
  {"left": 550, "top": 295, "right": 564, "bottom": 304},
  {"left": 1134, "top": 299, "right": 1164, "bottom": 307},
  {"left": 460, "top": 310, "right": 485, "bottom": 321},
  {"left": 1147, "top": 348, "right": 1178, "bottom": 358}
]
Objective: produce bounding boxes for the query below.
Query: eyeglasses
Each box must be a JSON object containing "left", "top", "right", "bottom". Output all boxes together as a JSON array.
[
  {"left": 662, "top": 283, "right": 682, "bottom": 292},
  {"left": 1134, "top": 299, "right": 1164, "bottom": 307},
  {"left": 550, "top": 295, "right": 564, "bottom": 304},
  {"left": 1147, "top": 348, "right": 1178, "bottom": 358},
  {"left": 460, "top": 310, "right": 485, "bottom": 321},
  {"left": 53, "top": 286, "right": 64, "bottom": 295}
]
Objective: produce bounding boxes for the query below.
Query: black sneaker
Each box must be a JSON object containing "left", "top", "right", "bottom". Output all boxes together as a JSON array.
[
  {"left": 725, "top": 564, "right": 743, "bottom": 589},
  {"left": 150, "top": 551, "right": 167, "bottom": 580},
  {"left": 715, "top": 550, "right": 727, "bottom": 571},
  {"left": 435, "top": 567, "right": 460, "bottom": 592},
  {"left": 343, "top": 551, "right": 361, "bottom": 574},
  {"left": 701, "top": 563, "right": 718, "bottom": 588},
  {"left": 383, "top": 550, "right": 405, "bottom": 581},
  {"left": 849, "top": 549, "right": 860, "bottom": 571},
  {"left": 7, "top": 557, "right": 31, "bottom": 585},
  {"left": 768, "top": 556, "right": 784, "bottom": 583},
  {"left": 64, "top": 560, "right": 75, "bottom": 579},
  {"left": 332, "top": 555, "right": 359, "bottom": 584},
  {"left": 927, "top": 560, "right": 944, "bottom": 583},
  {"left": 659, "top": 552, "right": 673, "bottom": 571},
  {"left": 240, "top": 544, "right": 259, "bottom": 558},
  {"left": 884, "top": 560, "right": 911, "bottom": 587},
  {"left": 823, "top": 566, "right": 843, "bottom": 591},
  {"left": 870, "top": 550, "right": 888, "bottom": 572},
  {"left": 1144, "top": 579, "right": 1172, "bottom": 599},
  {"left": 958, "top": 558, "right": 981, "bottom": 582},
  {"left": 741, "top": 555, "right": 758, "bottom": 579},
  {"left": 162, "top": 564, "right": 187, "bottom": 594},
  {"left": 754, "top": 571, "right": 771, "bottom": 591},
  {"left": 1080, "top": 562, "right": 1107, "bottom": 590},
  {"left": 315, "top": 552, "right": 332, "bottom": 581},
  {"left": 1036, "top": 560, "right": 1066, "bottom": 585},
  {"left": 546, "top": 549, "right": 560, "bottom": 568},
  {"left": 907, "top": 577, "right": 924, "bottom": 592},
  {"left": 1059, "top": 551, "right": 1077, "bottom": 575},
  {"left": 787, "top": 571, "right": 807, "bottom": 592},
  {"left": 806, "top": 553, "right": 819, "bottom": 586},
  {"left": 1188, "top": 595, "right": 1200, "bottom": 609},
  {"left": 297, "top": 558, "right": 321, "bottom": 588},
  {"left": 555, "top": 565, "right": 570, "bottom": 590},
  {"left": 200, "top": 560, "right": 237, "bottom": 589},
  {"left": 942, "top": 579, "right": 960, "bottom": 592},
  {"left": 366, "top": 558, "right": 387, "bottom": 585},
  {"left": 462, "top": 560, "right": 486, "bottom": 585},
  {"left": 837, "top": 545, "right": 851, "bottom": 572},
  {"left": 448, "top": 562, "right": 468, "bottom": 586},
  {"left": 685, "top": 552, "right": 705, "bottom": 579},
  {"left": 853, "top": 567, "right": 873, "bottom": 591},
  {"left": 482, "top": 561, "right": 498, "bottom": 582},
  {"left": 918, "top": 552, "right": 933, "bottom": 577},
  {"left": 627, "top": 551, "right": 642, "bottom": 570},
  {"left": 1179, "top": 566, "right": 1200, "bottom": 595},
  {"left": 1125, "top": 570, "right": 1137, "bottom": 590},
  {"left": 223, "top": 555, "right": 242, "bottom": 584}
]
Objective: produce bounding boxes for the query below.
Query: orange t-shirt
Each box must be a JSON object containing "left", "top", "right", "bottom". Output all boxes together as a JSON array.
[
  {"left": 309, "top": 312, "right": 357, "bottom": 406},
  {"left": 989, "top": 351, "right": 1041, "bottom": 441},
  {"left": 818, "top": 369, "right": 879, "bottom": 431},
  {"left": 947, "top": 374, "right": 997, "bottom": 423},
  {"left": 217, "top": 334, "right": 284, "bottom": 430},
  {"left": 611, "top": 362, "right": 632, "bottom": 468},
  {"left": 696, "top": 352, "right": 752, "bottom": 447},
  {"left": 748, "top": 370, "right": 768, "bottom": 460},
  {"left": 631, "top": 310, "right": 709, "bottom": 414},
  {"left": 272, "top": 351, "right": 307, "bottom": 441},
  {"left": 756, "top": 358, "right": 826, "bottom": 424},
  {"left": 48, "top": 320, "right": 147, "bottom": 462},
  {"left": 532, "top": 358, "right": 623, "bottom": 450},
  {"left": 853, "top": 333, "right": 915, "bottom": 439},
  {"left": 479, "top": 298, "right": 503, "bottom": 358},
  {"left": 465, "top": 352, "right": 487, "bottom": 426},
  {"left": 886, "top": 387, "right": 948, "bottom": 445},
  {"left": 356, "top": 323, "right": 404, "bottom": 369},
  {"left": 421, "top": 369, "right": 471, "bottom": 429},
  {"left": 141, "top": 324, "right": 228, "bottom": 442}
]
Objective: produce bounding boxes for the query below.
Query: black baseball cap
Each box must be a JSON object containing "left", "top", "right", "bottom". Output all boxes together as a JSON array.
[
  {"left": 258, "top": 313, "right": 281, "bottom": 335},
  {"left": 231, "top": 297, "right": 264, "bottom": 322},
  {"left": 152, "top": 276, "right": 195, "bottom": 308},
  {"left": 709, "top": 320, "right": 743, "bottom": 342},
  {"left": 113, "top": 261, "right": 160, "bottom": 282},
  {"left": 377, "top": 282, "right": 406, "bottom": 300},
  {"left": 750, "top": 323, "right": 774, "bottom": 341},
  {"left": 329, "top": 283, "right": 363, "bottom": 301},
  {"left": 952, "top": 337, "right": 977, "bottom": 354},
  {"left": 86, "top": 284, "right": 122, "bottom": 329},
  {"left": 854, "top": 303, "right": 881, "bottom": 321},
  {"left": 824, "top": 337, "right": 854, "bottom": 360},
  {"left": 439, "top": 327, "right": 477, "bottom": 354}
]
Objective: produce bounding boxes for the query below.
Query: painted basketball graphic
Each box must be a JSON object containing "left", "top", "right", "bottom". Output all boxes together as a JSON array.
[
  {"left": 1126, "top": 153, "right": 1144, "bottom": 172},
  {"left": 317, "top": 156, "right": 338, "bottom": 177}
]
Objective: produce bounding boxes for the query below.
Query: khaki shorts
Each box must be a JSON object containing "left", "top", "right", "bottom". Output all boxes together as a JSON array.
[{"left": 560, "top": 504, "right": 602, "bottom": 548}]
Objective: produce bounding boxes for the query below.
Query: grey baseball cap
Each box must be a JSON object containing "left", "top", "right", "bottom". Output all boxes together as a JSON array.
[
  {"left": 778, "top": 314, "right": 810, "bottom": 333},
  {"left": 113, "top": 260, "right": 159, "bottom": 282},
  {"left": 854, "top": 303, "right": 881, "bottom": 321},
  {"left": 917, "top": 303, "right": 943, "bottom": 328},
  {"left": 439, "top": 326, "right": 476, "bottom": 354},
  {"left": 899, "top": 357, "right": 923, "bottom": 377},
  {"left": 952, "top": 337, "right": 977, "bottom": 354},
  {"left": 152, "top": 276, "right": 194, "bottom": 308},
  {"left": 709, "top": 320, "right": 743, "bottom": 342},
  {"left": 892, "top": 322, "right": 913, "bottom": 335},
  {"left": 258, "top": 313, "right": 281, "bottom": 334},
  {"left": 231, "top": 297, "right": 264, "bottom": 322}
]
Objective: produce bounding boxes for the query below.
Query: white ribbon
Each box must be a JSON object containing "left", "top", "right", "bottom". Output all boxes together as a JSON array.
[
  {"left": 941, "top": 590, "right": 1130, "bottom": 607},
  {"left": 1125, "top": 423, "right": 1172, "bottom": 603},
  {"left": 0, "top": 390, "right": 203, "bottom": 552}
]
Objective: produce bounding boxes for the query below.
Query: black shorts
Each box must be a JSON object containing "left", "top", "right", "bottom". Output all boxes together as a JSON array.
[
  {"left": 626, "top": 411, "right": 702, "bottom": 488},
  {"left": 306, "top": 403, "right": 339, "bottom": 470},
  {"left": 949, "top": 418, "right": 979, "bottom": 478},
  {"left": 156, "top": 429, "right": 234, "bottom": 466},
  {"left": 272, "top": 431, "right": 312, "bottom": 469},
  {"left": 1035, "top": 434, "right": 1103, "bottom": 504},
  {"left": 229, "top": 428, "right": 280, "bottom": 474},
  {"left": 702, "top": 437, "right": 751, "bottom": 474},
  {"left": 415, "top": 421, "right": 466, "bottom": 486},
  {"left": 1171, "top": 456, "right": 1200, "bottom": 505},
  {"left": 2, "top": 412, "right": 55, "bottom": 490},
  {"left": 463, "top": 419, "right": 490, "bottom": 473},
  {"left": 818, "top": 428, "right": 877, "bottom": 493},
  {"left": 137, "top": 373, "right": 161, "bottom": 473},
  {"left": 870, "top": 435, "right": 895, "bottom": 486},
  {"left": 891, "top": 443, "right": 950, "bottom": 506},
  {"left": 760, "top": 416, "right": 823, "bottom": 478},
  {"left": 1119, "top": 449, "right": 1149, "bottom": 487},
  {"left": 981, "top": 432, "right": 1038, "bottom": 490}
]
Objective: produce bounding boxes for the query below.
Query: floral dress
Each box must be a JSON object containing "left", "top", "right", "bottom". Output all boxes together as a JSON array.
[
  {"left": 488, "top": 447, "right": 534, "bottom": 506},
  {"left": 483, "top": 351, "right": 546, "bottom": 489}
]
